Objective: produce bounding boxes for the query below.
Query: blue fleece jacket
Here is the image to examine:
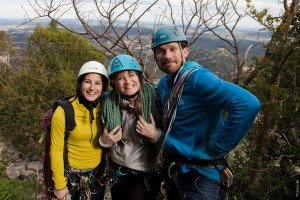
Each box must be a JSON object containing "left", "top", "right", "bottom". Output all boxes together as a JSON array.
[{"left": 157, "top": 61, "right": 261, "bottom": 182}]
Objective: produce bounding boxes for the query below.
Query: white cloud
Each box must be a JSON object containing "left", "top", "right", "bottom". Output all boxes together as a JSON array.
[
  {"left": 252, "top": 0, "right": 284, "bottom": 15},
  {"left": 0, "top": 0, "right": 29, "bottom": 19}
]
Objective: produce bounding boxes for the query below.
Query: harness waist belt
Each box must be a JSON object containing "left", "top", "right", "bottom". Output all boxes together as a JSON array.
[
  {"left": 109, "top": 159, "right": 145, "bottom": 176},
  {"left": 166, "top": 154, "right": 227, "bottom": 167}
]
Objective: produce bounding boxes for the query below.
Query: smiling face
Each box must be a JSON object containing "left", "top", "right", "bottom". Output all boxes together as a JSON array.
[
  {"left": 154, "top": 42, "right": 189, "bottom": 75},
  {"left": 113, "top": 70, "right": 141, "bottom": 96},
  {"left": 80, "top": 73, "right": 103, "bottom": 101}
]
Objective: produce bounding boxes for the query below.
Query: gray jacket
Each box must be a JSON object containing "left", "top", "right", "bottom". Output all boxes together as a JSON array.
[{"left": 101, "top": 99, "right": 163, "bottom": 172}]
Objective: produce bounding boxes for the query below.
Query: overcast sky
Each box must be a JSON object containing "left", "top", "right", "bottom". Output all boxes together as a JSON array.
[{"left": 0, "top": 0, "right": 285, "bottom": 28}]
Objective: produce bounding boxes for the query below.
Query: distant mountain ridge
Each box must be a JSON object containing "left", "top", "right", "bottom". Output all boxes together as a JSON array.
[{"left": 1, "top": 18, "right": 269, "bottom": 78}]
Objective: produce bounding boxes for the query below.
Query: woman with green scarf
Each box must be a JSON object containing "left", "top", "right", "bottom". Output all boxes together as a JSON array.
[{"left": 99, "top": 54, "right": 164, "bottom": 200}]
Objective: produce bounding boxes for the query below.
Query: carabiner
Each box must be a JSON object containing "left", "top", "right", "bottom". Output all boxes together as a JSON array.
[{"left": 167, "top": 161, "right": 178, "bottom": 178}]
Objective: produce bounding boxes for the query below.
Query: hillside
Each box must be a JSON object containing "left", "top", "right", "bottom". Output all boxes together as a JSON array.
[{"left": 1, "top": 18, "right": 269, "bottom": 79}]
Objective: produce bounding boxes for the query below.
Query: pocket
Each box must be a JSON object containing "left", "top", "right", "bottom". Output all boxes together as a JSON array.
[{"left": 193, "top": 174, "right": 220, "bottom": 199}]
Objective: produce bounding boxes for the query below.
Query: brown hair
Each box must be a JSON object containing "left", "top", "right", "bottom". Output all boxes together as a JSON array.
[{"left": 134, "top": 72, "right": 144, "bottom": 116}]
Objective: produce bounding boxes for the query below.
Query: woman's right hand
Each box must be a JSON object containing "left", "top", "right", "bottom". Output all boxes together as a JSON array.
[
  {"left": 102, "top": 126, "right": 123, "bottom": 145},
  {"left": 54, "top": 187, "right": 69, "bottom": 200}
]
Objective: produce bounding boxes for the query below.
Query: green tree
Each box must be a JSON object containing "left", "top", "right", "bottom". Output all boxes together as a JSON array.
[
  {"left": 0, "top": 21, "right": 107, "bottom": 158},
  {"left": 231, "top": 2, "right": 299, "bottom": 199},
  {"left": 0, "top": 30, "right": 15, "bottom": 58},
  {"left": 0, "top": 31, "right": 15, "bottom": 83}
]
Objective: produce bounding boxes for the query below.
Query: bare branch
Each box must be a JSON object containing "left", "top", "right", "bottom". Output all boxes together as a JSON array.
[
  {"left": 166, "top": 0, "right": 176, "bottom": 25},
  {"left": 23, "top": 0, "right": 268, "bottom": 81},
  {"left": 111, "top": 0, "right": 159, "bottom": 50},
  {"left": 284, "top": 0, "right": 288, "bottom": 11}
]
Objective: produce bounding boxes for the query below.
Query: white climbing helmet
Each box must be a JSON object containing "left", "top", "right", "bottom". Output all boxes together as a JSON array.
[{"left": 78, "top": 61, "right": 108, "bottom": 82}]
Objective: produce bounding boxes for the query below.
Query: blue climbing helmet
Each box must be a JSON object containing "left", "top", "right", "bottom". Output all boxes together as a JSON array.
[
  {"left": 109, "top": 54, "right": 142, "bottom": 79},
  {"left": 151, "top": 25, "right": 188, "bottom": 51}
]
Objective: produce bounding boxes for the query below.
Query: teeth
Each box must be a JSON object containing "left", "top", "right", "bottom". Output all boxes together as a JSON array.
[{"left": 125, "top": 85, "right": 134, "bottom": 89}]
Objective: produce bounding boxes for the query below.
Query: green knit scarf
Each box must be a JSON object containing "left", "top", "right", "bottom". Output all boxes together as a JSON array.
[{"left": 101, "top": 82, "right": 162, "bottom": 131}]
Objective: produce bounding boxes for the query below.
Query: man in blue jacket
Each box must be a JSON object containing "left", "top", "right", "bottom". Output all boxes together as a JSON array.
[{"left": 151, "top": 25, "right": 261, "bottom": 200}]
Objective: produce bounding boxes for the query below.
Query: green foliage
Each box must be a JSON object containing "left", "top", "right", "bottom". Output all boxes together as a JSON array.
[
  {"left": 0, "top": 150, "right": 9, "bottom": 176},
  {"left": 0, "top": 30, "right": 15, "bottom": 56},
  {"left": 231, "top": 13, "right": 299, "bottom": 200},
  {"left": 231, "top": 115, "right": 298, "bottom": 200},
  {"left": 246, "top": 2, "right": 279, "bottom": 31},
  {"left": 0, "top": 146, "right": 37, "bottom": 200},
  {"left": 232, "top": 57, "right": 299, "bottom": 199},
  {"left": 26, "top": 21, "right": 107, "bottom": 99},
  {"left": 230, "top": 3, "right": 300, "bottom": 199},
  {"left": 0, "top": 66, "right": 45, "bottom": 155},
  {"left": 231, "top": 141, "right": 299, "bottom": 200},
  {"left": 0, "top": 177, "right": 36, "bottom": 200},
  {"left": 0, "top": 21, "right": 107, "bottom": 158},
  {"left": 289, "top": 10, "right": 300, "bottom": 39}
]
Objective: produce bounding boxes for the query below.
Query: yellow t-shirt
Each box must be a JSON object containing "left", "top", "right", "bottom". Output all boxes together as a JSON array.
[{"left": 50, "top": 97, "right": 103, "bottom": 189}]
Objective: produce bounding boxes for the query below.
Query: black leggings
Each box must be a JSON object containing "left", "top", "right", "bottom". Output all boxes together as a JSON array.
[{"left": 110, "top": 173, "right": 161, "bottom": 200}]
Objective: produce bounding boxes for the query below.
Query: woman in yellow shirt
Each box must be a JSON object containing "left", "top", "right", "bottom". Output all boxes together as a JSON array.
[{"left": 50, "top": 61, "right": 108, "bottom": 200}]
